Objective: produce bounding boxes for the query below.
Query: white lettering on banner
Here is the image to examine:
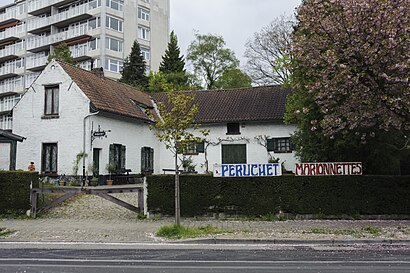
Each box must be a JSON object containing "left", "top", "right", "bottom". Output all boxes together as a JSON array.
[
  {"left": 213, "top": 163, "right": 282, "bottom": 177},
  {"left": 295, "top": 162, "right": 362, "bottom": 176}
]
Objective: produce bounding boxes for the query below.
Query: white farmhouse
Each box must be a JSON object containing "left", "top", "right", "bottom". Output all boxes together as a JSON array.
[
  {"left": 153, "top": 87, "right": 298, "bottom": 174},
  {"left": 13, "top": 60, "right": 160, "bottom": 178},
  {"left": 12, "top": 61, "right": 298, "bottom": 179}
]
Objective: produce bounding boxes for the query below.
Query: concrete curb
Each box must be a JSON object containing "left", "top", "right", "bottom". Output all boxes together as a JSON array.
[{"left": 175, "top": 238, "right": 410, "bottom": 246}]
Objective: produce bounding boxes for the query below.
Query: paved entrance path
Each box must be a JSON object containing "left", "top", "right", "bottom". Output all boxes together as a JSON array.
[{"left": 1, "top": 194, "right": 409, "bottom": 243}]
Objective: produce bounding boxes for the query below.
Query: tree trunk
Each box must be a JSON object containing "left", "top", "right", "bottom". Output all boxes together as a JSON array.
[{"left": 174, "top": 153, "right": 181, "bottom": 226}]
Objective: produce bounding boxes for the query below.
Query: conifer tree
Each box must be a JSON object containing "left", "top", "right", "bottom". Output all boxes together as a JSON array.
[
  {"left": 120, "top": 41, "right": 148, "bottom": 90},
  {"left": 47, "top": 42, "right": 75, "bottom": 64},
  {"left": 159, "top": 31, "right": 188, "bottom": 87}
]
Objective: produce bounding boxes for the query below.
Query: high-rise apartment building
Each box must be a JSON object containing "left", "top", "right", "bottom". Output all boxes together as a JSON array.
[{"left": 0, "top": 0, "right": 170, "bottom": 130}]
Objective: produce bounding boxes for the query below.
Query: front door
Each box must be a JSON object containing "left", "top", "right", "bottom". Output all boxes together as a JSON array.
[{"left": 93, "top": 148, "right": 100, "bottom": 176}]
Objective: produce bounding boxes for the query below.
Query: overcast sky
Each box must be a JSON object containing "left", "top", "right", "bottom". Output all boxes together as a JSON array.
[
  {"left": 171, "top": 0, "right": 301, "bottom": 68},
  {"left": 0, "top": 0, "right": 302, "bottom": 67}
]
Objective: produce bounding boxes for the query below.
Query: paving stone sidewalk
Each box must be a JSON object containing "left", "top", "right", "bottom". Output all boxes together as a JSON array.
[{"left": 0, "top": 193, "right": 409, "bottom": 243}]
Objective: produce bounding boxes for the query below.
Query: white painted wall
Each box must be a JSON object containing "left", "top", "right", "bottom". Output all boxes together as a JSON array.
[
  {"left": 157, "top": 122, "right": 299, "bottom": 174},
  {"left": 0, "top": 143, "right": 10, "bottom": 170},
  {"left": 12, "top": 61, "right": 165, "bottom": 176},
  {"left": 12, "top": 61, "right": 300, "bottom": 177},
  {"left": 88, "top": 115, "right": 161, "bottom": 175},
  {"left": 13, "top": 62, "right": 90, "bottom": 175}
]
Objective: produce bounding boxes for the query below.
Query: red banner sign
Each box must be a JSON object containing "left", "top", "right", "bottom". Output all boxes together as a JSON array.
[{"left": 295, "top": 162, "right": 362, "bottom": 176}]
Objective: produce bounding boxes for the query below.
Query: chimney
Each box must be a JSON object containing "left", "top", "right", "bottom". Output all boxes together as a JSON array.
[{"left": 91, "top": 67, "right": 104, "bottom": 79}]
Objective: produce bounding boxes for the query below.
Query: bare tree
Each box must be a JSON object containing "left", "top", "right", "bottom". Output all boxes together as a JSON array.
[{"left": 245, "top": 15, "right": 294, "bottom": 86}]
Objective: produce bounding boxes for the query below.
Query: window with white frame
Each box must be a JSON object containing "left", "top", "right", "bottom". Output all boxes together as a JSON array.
[
  {"left": 0, "top": 115, "right": 12, "bottom": 130},
  {"left": 106, "top": 0, "right": 123, "bottom": 11},
  {"left": 140, "top": 47, "right": 150, "bottom": 60},
  {"left": 88, "top": 17, "right": 101, "bottom": 29},
  {"left": 105, "top": 37, "right": 123, "bottom": 52},
  {"left": 78, "top": 59, "right": 99, "bottom": 70},
  {"left": 0, "top": 95, "right": 20, "bottom": 112},
  {"left": 106, "top": 16, "right": 123, "bottom": 32},
  {"left": 89, "top": 0, "right": 101, "bottom": 9},
  {"left": 138, "top": 7, "right": 150, "bottom": 21},
  {"left": 138, "top": 26, "right": 150, "bottom": 40},
  {"left": 104, "top": 58, "right": 123, "bottom": 73},
  {"left": 88, "top": 38, "right": 99, "bottom": 50}
]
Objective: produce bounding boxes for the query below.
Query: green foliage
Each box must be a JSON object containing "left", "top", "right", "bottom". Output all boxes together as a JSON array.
[
  {"left": 47, "top": 42, "right": 75, "bottom": 64},
  {"left": 286, "top": 0, "right": 410, "bottom": 175},
  {"left": 147, "top": 175, "right": 410, "bottom": 217},
  {"left": 0, "top": 171, "right": 39, "bottom": 214},
  {"left": 120, "top": 40, "right": 148, "bottom": 90},
  {"left": 244, "top": 15, "right": 294, "bottom": 85},
  {"left": 156, "top": 224, "right": 234, "bottom": 239},
  {"left": 187, "top": 33, "right": 239, "bottom": 89},
  {"left": 159, "top": 31, "right": 188, "bottom": 86},
  {"left": 214, "top": 68, "right": 252, "bottom": 89},
  {"left": 72, "top": 152, "right": 87, "bottom": 176},
  {"left": 149, "top": 89, "right": 208, "bottom": 157},
  {"left": 0, "top": 228, "right": 13, "bottom": 237},
  {"left": 148, "top": 71, "right": 191, "bottom": 93}
]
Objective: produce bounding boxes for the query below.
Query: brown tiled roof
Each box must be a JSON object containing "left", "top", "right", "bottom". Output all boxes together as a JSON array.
[
  {"left": 57, "top": 61, "right": 155, "bottom": 122},
  {"left": 152, "top": 85, "right": 291, "bottom": 123}
]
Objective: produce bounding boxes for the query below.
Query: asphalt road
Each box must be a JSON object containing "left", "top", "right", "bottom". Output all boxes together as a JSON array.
[{"left": 0, "top": 243, "right": 409, "bottom": 273}]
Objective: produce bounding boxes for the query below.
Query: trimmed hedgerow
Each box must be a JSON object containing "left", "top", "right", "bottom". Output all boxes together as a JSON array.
[
  {"left": 0, "top": 171, "right": 39, "bottom": 214},
  {"left": 146, "top": 175, "right": 410, "bottom": 217}
]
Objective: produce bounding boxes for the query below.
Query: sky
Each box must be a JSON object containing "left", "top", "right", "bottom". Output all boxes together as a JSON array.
[
  {"left": 170, "top": 0, "right": 302, "bottom": 68},
  {"left": 0, "top": 0, "right": 302, "bottom": 67}
]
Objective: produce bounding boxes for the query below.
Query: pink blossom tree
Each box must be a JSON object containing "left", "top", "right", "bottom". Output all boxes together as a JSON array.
[{"left": 286, "top": 0, "right": 409, "bottom": 174}]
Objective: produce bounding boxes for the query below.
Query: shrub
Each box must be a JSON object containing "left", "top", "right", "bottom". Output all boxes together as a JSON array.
[
  {"left": 147, "top": 175, "right": 410, "bottom": 217},
  {"left": 0, "top": 171, "right": 39, "bottom": 214}
]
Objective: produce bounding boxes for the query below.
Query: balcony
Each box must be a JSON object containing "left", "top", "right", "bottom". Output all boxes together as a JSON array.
[
  {"left": 27, "top": 0, "right": 64, "bottom": 16},
  {"left": 0, "top": 115, "right": 13, "bottom": 130},
  {"left": 0, "top": 5, "right": 19, "bottom": 26},
  {"left": 26, "top": 53, "right": 48, "bottom": 70},
  {"left": 0, "top": 41, "right": 24, "bottom": 62},
  {"left": 27, "top": 24, "right": 91, "bottom": 52},
  {"left": 0, "top": 76, "right": 23, "bottom": 97},
  {"left": 27, "top": 2, "right": 96, "bottom": 33},
  {"left": 0, "top": 60, "right": 23, "bottom": 80},
  {"left": 0, "top": 24, "right": 25, "bottom": 44}
]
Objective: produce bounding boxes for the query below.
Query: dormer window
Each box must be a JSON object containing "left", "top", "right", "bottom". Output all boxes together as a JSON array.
[{"left": 227, "top": 123, "right": 240, "bottom": 135}]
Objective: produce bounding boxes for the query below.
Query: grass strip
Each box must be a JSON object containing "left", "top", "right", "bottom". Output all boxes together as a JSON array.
[
  {"left": 156, "top": 224, "right": 240, "bottom": 239},
  {"left": 0, "top": 228, "right": 13, "bottom": 238}
]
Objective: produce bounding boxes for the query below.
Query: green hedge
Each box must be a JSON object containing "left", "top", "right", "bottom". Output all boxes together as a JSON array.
[
  {"left": 0, "top": 171, "right": 39, "bottom": 213},
  {"left": 147, "top": 175, "right": 410, "bottom": 216}
]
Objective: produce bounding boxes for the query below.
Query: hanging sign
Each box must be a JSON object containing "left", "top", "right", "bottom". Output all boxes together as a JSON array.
[
  {"left": 295, "top": 162, "right": 362, "bottom": 176},
  {"left": 213, "top": 163, "right": 282, "bottom": 177}
]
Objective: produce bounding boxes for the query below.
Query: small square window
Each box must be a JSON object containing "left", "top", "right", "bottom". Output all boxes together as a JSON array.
[
  {"left": 267, "top": 138, "right": 294, "bottom": 153},
  {"left": 183, "top": 141, "right": 205, "bottom": 155},
  {"left": 227, "top": 123, "right": 240, "bottom": 135}
]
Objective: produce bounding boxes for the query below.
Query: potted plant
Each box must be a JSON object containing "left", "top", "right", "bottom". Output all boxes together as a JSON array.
[{"left": 105, "top": 162, "right": 116, "bottom": 185}]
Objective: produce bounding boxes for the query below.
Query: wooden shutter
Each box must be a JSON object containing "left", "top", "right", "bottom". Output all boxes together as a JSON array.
[
  {"left": 109, "top": 144, "right": 114, "bottom": 167},
  {"left": 120, "top": 145, "right": 126, "bottom": 169},
  {"left": 196, "top": 141, "right": 205, "bottom": 153},
  {"left": 149, "top": 147, "right": 154, "bottom": 172}
]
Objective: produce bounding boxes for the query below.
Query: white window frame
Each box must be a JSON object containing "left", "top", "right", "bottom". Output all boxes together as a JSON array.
[
  {"left": 105, "top": 37, "right": 123, "bottom": 52},
  {"left": 106, "top": 16, "right": 123, "bottom": 32},
  {"left": 106, "top": 0, "right": 123, "bottom": 11},
  {"left": 138, "top": 26, "right": 150, "bottom": 41},
  {"left": 138, "top": 7, "right": 150, "bottom": 21},
  {"left": 140, "top": 47, "right": 150, "bottom": 61},
  {"left": 104, "top": 58, "right": 123, "bottom": 73}
]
